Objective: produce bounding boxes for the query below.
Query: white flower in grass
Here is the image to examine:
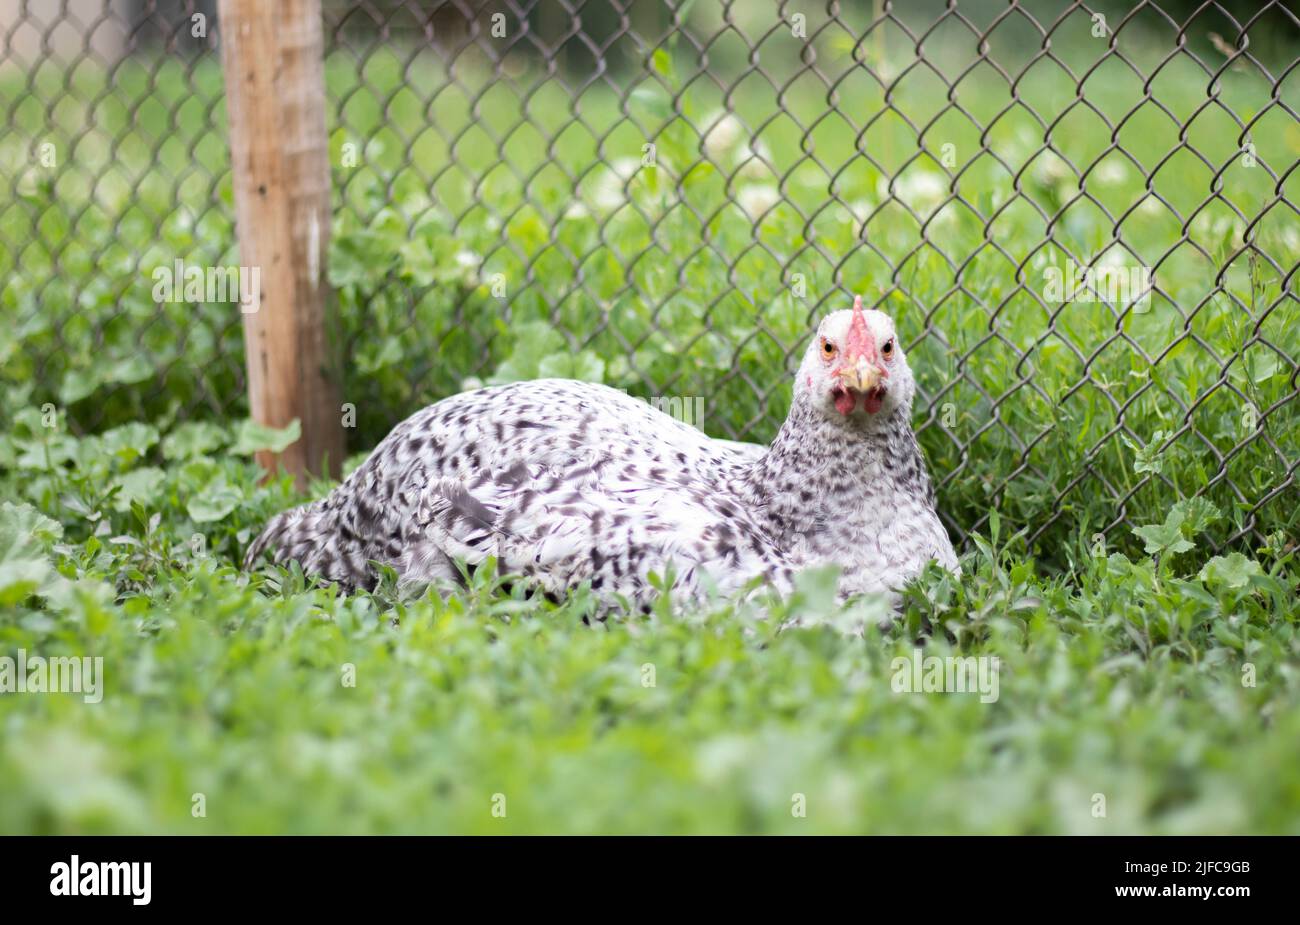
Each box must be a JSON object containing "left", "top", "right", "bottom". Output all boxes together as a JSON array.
[
  {"left": 1282, "top": 226, "right": 1299, "bottom": 255},
  {"left": 1217, "top": 217, "right": 1246, "bottom": 250},
  {"left": 703, "top": 112, "right": 745, "bottom": 163},
  {"left": 1098, "top": 248, "right": 1136, "bottom": 272},
  {"left": 1136, "top": 196, "right": 1165, "bottom": 217},
  {"left": 1091, "top": 161, "right": 1130, "bottom": 185},
  {"left": 926, "top": 202, "right": 959, "bottom": 231},
  {"left": 15, "top": 166, "right": 42, "bottom": 197},
  {"left": 735, "top": 139, "right": 773, "bottom": 180},
  {"left": 612, "top": 157, "right": 641, "bottom": 179},
  {"left": 590, "top": 157, "right": 642, "bottom": 212},
  {"left": 844, "top": 198, "right": 876, "bottom": 239},
  {"left": 737, "top": 184, "right": 780, "bottom": 219},
  {"left": 454, "top": 249, "right": 480, "bottom": 283},
  {"left": 1190, "top": 213, "right": 1245, "bottom": 250},
  {"left": 880, "top": 171, "right": 948, "bottom": 214},
  {"left": 1034, "top": 153, "right": 1077, "bottom": 198},
  {"left": 848, "top": 198, "right": 874, "bottom": 221},
  {"left": 1012, "top": 126, "right": 1042, "bottom": 160}
]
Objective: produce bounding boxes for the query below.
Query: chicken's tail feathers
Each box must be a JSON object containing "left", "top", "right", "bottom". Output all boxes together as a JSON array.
[
  {"left": 413, "top": 473, "right": 589, "bottom": 586},
  {"left": 415, "top": 477, "right": 503, "bottom": 565},
  {"left": 242, "top": 500, "right": 335, "bottom": 573}
]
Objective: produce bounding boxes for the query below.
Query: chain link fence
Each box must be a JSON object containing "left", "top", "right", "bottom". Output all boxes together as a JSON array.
[{"left": 3, "top": 0, "right": 1297, "bottom": 554}]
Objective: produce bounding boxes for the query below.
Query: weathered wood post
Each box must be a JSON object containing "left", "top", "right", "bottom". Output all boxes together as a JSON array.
[{"left": 218, "top": 0, "right": 342, "bottom": 483}]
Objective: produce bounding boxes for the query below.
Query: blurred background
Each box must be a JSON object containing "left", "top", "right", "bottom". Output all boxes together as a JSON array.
[{"left": 2, "top": 0, "right": 1296, "bottom": 562}]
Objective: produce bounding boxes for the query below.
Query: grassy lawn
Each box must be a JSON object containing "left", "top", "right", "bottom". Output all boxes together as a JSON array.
[
  {"left": 1, "top": 6, "right": 1298, "bottom": 833},
  {"left": 0, "top": 457, "right": 1297, "bottom": 833}
]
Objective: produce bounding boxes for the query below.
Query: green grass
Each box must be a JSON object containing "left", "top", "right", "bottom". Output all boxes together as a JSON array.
[
  {"left": 1, "top": 5, "right": 1299, "bottom": 833},
  {"left": 0, "top": 433, "right": 1296, "bottom": 834}
]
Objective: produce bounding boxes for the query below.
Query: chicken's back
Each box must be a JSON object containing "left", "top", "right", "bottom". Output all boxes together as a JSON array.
[{"left": 244, "top": 379, "right": 760, "bottom": 590}]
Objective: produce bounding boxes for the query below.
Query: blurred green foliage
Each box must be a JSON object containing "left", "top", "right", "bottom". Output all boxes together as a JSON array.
[{"left": 0, "top": 423, "right": 1296, "bottom": 832}]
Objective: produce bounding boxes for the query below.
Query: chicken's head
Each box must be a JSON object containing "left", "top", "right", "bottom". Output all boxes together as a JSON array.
[{"left": 796, "top": 296, "right": 914, "bottom": 421}]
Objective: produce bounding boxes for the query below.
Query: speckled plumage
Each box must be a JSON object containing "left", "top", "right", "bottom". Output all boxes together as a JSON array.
[{"left": 245, "top": 300, "right": 959, "bottom": 609}]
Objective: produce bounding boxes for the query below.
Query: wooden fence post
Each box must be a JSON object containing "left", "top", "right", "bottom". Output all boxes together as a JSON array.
[{"left": 218, "top": 0, "right": 342, "bottom": 483}]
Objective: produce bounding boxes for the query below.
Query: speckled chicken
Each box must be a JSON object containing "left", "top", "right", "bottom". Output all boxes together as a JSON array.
[{"left": 245, "top": 296, "right": 958, "bottom": 609}]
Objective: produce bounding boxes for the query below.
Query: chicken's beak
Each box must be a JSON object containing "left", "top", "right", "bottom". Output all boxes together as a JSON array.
[{"left": 835, "top": 355, "right": 882, "bottom": 393}]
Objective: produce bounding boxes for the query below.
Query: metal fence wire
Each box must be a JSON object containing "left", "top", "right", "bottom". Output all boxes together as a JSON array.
[{"left": 2, "top": 0, "right": 1297, "bottom": 554}]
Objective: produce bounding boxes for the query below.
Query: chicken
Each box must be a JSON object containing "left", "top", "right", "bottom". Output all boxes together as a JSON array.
[{"left": 244, "top": 296, "right": 958, "bottom": 610}]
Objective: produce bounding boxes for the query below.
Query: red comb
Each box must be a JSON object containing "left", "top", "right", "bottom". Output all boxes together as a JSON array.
[{"left": 846, "top": 293, "right": 874, "bottom": 360}]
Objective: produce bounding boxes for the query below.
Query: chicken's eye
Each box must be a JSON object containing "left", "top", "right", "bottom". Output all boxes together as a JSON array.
[
  {"left": 881, "top": 338, "right": 894, "bottom": 358},
  {"left": 821, "top": 339, "right": 837, "bottom": 359}
]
